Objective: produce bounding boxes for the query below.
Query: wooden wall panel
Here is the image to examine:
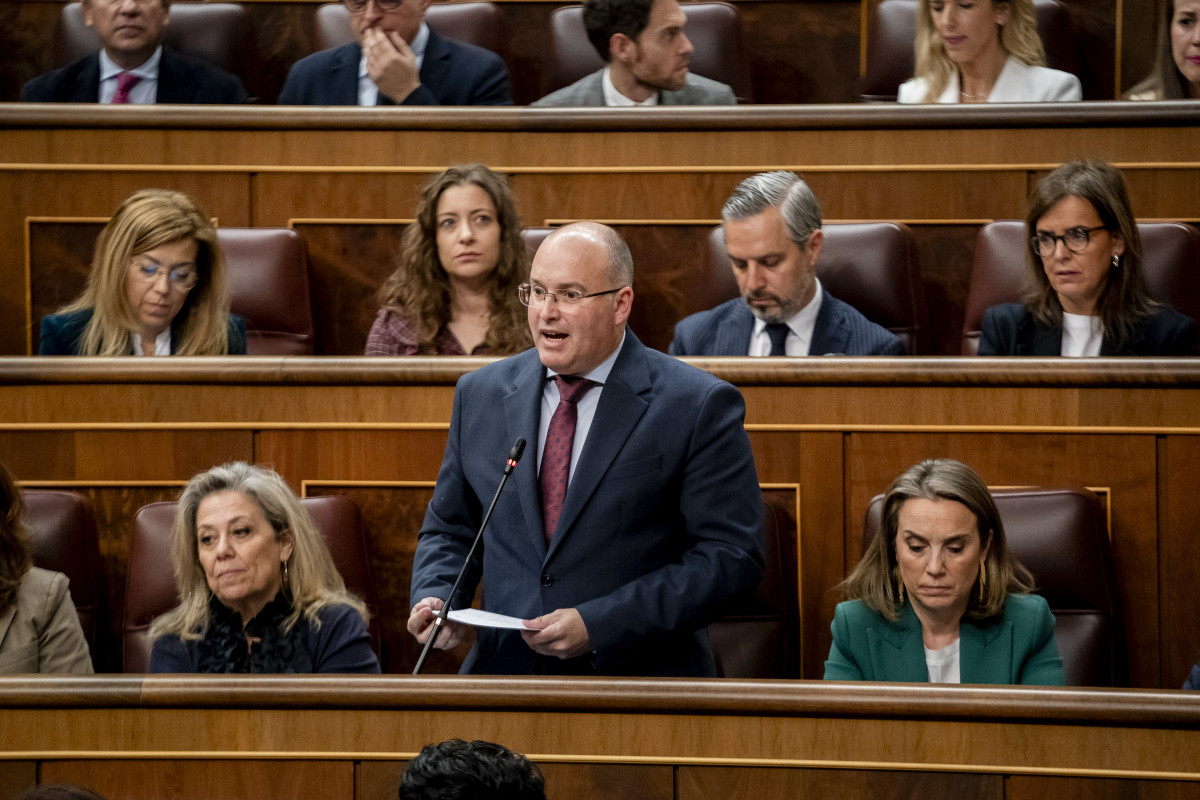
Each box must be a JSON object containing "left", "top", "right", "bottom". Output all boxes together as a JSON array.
[
  {"left": 1159, "top": 436, "right": 1200, "bottom": 690},
  {"left": 1007, "top": 776, "right": 1200, "bottom": 800},
  {"left": 293, "top": 221, "right": 407, "bottom": 356},
  {"left": 540, "top": 764, "right": 675, "bottom": 800},
  {"left": 26, "top": 219, "right": 102, "bottom": 355},
  {"left": 845, "top": 432, "right": 1160, "bottom": 687},
  {"left": 0, "top": 762, "right": 35, "bottom": 800},
  {"left": 41, "top": 760, "right": 354, "bottom": 800},
  {"left": 679, "top": 767, "right": 1003, "bottom": 800}
]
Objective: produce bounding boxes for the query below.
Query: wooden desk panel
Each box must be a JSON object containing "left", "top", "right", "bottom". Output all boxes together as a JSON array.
[{"left": 2, "top": 678, "right": 1200, "bottom": 800}]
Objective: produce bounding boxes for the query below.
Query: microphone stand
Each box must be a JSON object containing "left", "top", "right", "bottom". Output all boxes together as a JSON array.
[{"left": 413, "top": 438, "right": 526, "bottom": 675}]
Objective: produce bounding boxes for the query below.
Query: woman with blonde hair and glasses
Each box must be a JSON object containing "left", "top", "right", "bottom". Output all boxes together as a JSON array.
[
  {"left": 898, "top": 0, "right": 1081, "bottom": 104},
  {"left": 40, "top": 189, "right": 246, "bottom": 356},
  {"left": 365, "top": 164, "right": 531, "bottom": 356}
]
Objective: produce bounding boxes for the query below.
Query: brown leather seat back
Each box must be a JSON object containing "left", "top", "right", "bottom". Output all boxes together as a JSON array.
[
  {"left": 123, "top": 495, "right": 380, "bottom": 672},
  {"left": 961, "top": 220, "right": 1200, "bottom": 354},
  {"left": 862, "top": 487, "right": 1124, "bottom": 686},
  {"left": 541, "top": 2, "right": 752, "bottom": 101},
  {"left": 706, "top": 222, "right": 926, "bottom": 353},
  {"left": 709, "top": 496, "right": 799, "bottom": 678},
  {"left": 861, "top": 0, "right": 1078, "bottom": 102},
  {"left": 57, "top": 1, "right": 249, "bottom": 75},
  {"left": 23, "top": 490, "right": 106, "bottom": 670},
  {"left": 219, "top": 227, "right": 315, "bottom": 356},
  {"left": 313, "top": 2, "right": 507, "bottom": 55}
]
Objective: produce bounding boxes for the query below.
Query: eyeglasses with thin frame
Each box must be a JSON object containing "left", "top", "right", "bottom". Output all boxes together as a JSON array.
[
  {"left": 1030, "top": 225, "right": 1108, "bottom": 258},
  {"left": 343, "top": 0, "right": 403, "bottom": 12},
  {"left": 518, "top": 283, "right": 622, "bottom": 308},
  {"left": 130, "top": 259, "right": 199, "bottom": 291}
]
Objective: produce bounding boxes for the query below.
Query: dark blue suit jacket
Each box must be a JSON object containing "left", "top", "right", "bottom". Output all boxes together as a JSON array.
[
  {"left": 277, "top": 30, "right": 511, "bottom": 105},
  {"left": 20, "top": 46, "right": 247, "bottom": 103},
  {"left": 668, "top": 295, "right": 904, "bottom": 356},
  {"left": 979, "top": 303, "right": 1199, "bottom": 356},
  {"left": 410, "top": 331, "right": 765, "bottom": 676},
  {"left": 40, "top": 307, "right": 247, "bottom": 355}
]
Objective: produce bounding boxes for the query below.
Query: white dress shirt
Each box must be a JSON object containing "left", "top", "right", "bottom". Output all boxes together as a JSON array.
[
  {"left": 536, "top": 331, "right": 625, "bottom": 482},
  {"left": 1060, "top": 312, "right": 1103, "bottom": 357},
  {"left": 924, "top": 638, "right": 961, "bottom": 684},
  {"left": 748, "top": 279, "right": 824, "bottom": 356},
  {"left": 98, "top": 47, "right": 161, "bottom": 104},
  {"left": 131, "top": 327, "right": 172, "bottom": 356},
  {"left": 601, "top": 67, "right": 659, "bottom": 106}
]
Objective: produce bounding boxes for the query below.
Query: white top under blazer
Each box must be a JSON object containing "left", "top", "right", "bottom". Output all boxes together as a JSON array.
[{"left": 898, "top": 56, "right": 1082, "bottom": 103}]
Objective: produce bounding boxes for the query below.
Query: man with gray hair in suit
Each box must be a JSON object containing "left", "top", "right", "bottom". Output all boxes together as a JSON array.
[
  {"left": 670, "top": 171, "right": 903, "bottom": 357},
  {"left": 532, "top": 0, "right": 735, "bottom": 106}
]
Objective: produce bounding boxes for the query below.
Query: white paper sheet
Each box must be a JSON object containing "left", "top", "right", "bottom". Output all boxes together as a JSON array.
[{"left": 447, "top": 607, "right": 535, "bottom": 630}]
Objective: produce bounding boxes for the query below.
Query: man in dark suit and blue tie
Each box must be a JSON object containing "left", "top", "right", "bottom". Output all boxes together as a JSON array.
[
  {"left": 277, "top": 0, "right": 510, "bottom": 105},
  {"left": 408, "top": 222, "right": 764, "bottom": 676},
  {"left": 670, "top": 171, "right": 903, "bottom": 357},
  {"left": 21, "top": 0, "right": 247, "bottom": 103}
]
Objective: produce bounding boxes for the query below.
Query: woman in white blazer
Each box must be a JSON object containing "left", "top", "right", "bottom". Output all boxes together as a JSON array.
[{"left": 898, "top": 0, "right": 1081, "bottom": 104}]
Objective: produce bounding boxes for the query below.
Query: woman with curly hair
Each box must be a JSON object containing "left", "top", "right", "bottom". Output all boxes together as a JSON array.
[{"left": 366, "top": 164, "right": 532, "bottom": 356}]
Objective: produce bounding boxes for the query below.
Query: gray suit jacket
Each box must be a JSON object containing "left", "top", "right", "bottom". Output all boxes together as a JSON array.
[
  {"left": 0, "top": 567, "right": 94, "bottom": 674},
  {"left": 532, "top": 69, "right": 735, "bottom": 106}
]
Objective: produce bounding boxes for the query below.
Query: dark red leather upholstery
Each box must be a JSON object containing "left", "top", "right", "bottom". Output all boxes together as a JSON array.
[
  {"left": 314, "top": 2, "right": 507, "bottom": 55},
  {"left": 961, "top": 220, "right": 1200, "bottom": 355},
  {"left": 540, "top": 2, "right": 752, "bottom": 102},
  {"left": 709, "top": 496, "right": 799, "bottom": 678},
  {"left": 22, "top": 490, "right": 106, "bottom": 670},
  {"left": 56, "top": 1, "right": 249, "bottom": 75},
  {"left": 123, "top": 495, "right": 380, "bottom": 672},
  {"left": 706, "top": 222, "right": 927, "bottom": 354},
  {"left": 219, "top": 227, "right": 315, "bottom": 356},
  {"left": 862, "top": 487, "right": 1124, "bottom": 686},
  {"left": 861, "top": 0, "right": 1078, "bottom": 102}
]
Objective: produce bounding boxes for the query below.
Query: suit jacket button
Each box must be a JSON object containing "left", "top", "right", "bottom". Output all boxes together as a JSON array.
[{"left": 541, "top": 574, "right": 554, "bottom": 587}]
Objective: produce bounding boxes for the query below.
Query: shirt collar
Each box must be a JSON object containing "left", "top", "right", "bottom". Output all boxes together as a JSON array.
[
  {"left": 98, "top": 45, "right": 162, "bottom": 81},
  {"left": 751, "top": 278, "right": 824, "bottom": 350},
  {"left": 601, "top": 67, "right": 658, "bottom": 106},
  {"left": 544, "top": 329, "right": 625, "bottom": 386}
]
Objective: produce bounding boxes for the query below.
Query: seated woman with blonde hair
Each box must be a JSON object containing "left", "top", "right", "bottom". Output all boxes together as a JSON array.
[
  {"left": 40, "top": 189, "right": 246, "bottom": 356},
  {"left": 824, "top": 458, "right": 1064, "bottom": 684},
  {"left": 365, "top": 164, "right": 531, "bottom": 356},
  {"left": 0, "top": 460, "right": 93, "bottom": 674},
  {"left": 149, "top": 462, "right": 379, "bottom": 673},
  {"left": 898, "top": 0, "right": 1081, "bottom": 103}
]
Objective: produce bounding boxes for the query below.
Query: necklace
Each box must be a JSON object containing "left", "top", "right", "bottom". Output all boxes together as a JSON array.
[{"left": 959, "top": 88, "right": 990, "bottom": 101}]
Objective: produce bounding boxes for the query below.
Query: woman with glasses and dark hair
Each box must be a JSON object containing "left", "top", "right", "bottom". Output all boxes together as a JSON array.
[
  {"left": 40, "top": 189, "right": 246, "bottom": 356},
  {"left": 979, "top": 160, "right": 1198, "bottom": 356},
  {"left": 365, "top": 164, "right": 531, "bottom": 356}
]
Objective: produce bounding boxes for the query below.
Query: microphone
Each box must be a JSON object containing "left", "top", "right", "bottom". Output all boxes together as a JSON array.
[{"left": 413, "top": 438, "right": 526, "bottom": 675}]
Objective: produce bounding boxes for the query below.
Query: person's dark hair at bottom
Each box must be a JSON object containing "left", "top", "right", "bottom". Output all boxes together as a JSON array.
[{"left": 398, "top": 738, "right": 546, "bottom": 800}]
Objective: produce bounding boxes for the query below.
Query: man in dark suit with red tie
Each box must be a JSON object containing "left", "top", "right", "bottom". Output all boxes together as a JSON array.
[
  {"left": 277, "top": 0, "right": 510, "bottom": 105},
  {"left": 408, "top": 222, "right": 764, "bottom": 676},
  {"left": 21, "top": 0, "right": 247, "bottom": 103}
]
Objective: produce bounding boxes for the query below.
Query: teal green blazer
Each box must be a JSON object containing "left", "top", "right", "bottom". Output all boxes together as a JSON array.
[{"left": 824, "top": 593, "right": 1065, "bottom": 685}]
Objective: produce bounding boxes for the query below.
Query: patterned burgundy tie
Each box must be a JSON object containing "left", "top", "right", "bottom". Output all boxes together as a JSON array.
[
  {"left": 540, "top": 375, "right": 594, "bottom": 542},
  {"left": 112, "top": 71, "right": 142, "bottom": 104}
]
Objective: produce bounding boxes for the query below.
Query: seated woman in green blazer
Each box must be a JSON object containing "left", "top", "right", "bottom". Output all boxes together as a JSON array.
[{"left": 825, "top": 459, "right": 1065, "bottom": 685}]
